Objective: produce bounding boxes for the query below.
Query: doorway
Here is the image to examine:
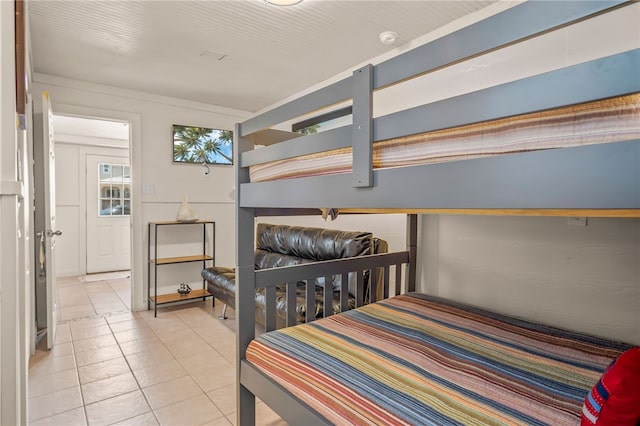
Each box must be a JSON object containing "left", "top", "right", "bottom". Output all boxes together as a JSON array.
[{"left": 51, "top": 114, "right": 132, "bottom": 303}]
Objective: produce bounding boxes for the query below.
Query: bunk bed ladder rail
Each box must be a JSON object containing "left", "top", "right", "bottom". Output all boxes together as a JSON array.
[{"left": 255, "top": 251, "right": 411, "bottom": 332}]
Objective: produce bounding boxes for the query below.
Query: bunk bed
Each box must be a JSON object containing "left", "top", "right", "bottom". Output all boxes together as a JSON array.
[{"left": 232, "top": 1, "right": 640, "bottom": 425}]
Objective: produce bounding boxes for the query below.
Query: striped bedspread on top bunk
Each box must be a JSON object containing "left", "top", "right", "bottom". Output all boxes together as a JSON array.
[
  {"left": 249, "top": 93, "right": 640, "bottom": 183},
  {"left": 245, "top": 293, "right": 631, "bottom": 425}
]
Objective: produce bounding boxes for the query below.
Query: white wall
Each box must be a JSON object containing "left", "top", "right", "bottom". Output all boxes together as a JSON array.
[
  {"left": 32, "top": 75, "right": 250, "bottom": 310},
  {"left": 418, "top": 216, "right": 640, "bottom": 345}
]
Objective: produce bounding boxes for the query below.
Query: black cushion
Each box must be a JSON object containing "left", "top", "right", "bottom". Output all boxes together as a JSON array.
[
  {"left": 201, "top": 223, "right": 384, "bottom": 327},
  {"left": 255, "top": 223, "right": 374, "bottom": 261},
  {"left": 201, "top": 266, "right": 235, "bottom": 308}
]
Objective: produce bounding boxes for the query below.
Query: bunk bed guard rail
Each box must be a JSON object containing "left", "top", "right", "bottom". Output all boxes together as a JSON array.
[
  {"left": 236, "top": 0, "right": 639, "bottom": 212},
  {"left": 256, "top": 251, "right": 410, "bottom": 332}
]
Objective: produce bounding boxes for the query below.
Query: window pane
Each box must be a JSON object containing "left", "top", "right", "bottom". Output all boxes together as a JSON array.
[
  {"left": 111, "top": 186, "right": 121, "bottom": 198},
  {"left": 98, "top": 162, "right": 131, "bottom": 217},
  {"left": 100, "top": 164, "right": 111, "bottom": 181},
  {"left": 100, "top": 184, "right": 111, "bottom": 198},
  {"left": 100, "top": 199, "right": 112, "bottom": 216},
  {"left": 112, "top": 165, "right": 124, "bottom": 181},
  {"left": 112, "top": 204, "right": 123, "bottom": 216}
]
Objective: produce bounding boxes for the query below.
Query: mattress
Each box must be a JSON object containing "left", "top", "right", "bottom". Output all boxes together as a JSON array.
[
  {"left": 245, "top": 293, "right": 631, "bottom": 425},
  {"left": 249, "top": 94, "right": 640, "bottom": 183}
]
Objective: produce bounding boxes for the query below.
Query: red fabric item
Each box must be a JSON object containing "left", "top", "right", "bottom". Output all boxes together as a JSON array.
[{"left": 581, "top": 347, "right": 640, "bottom": 425}]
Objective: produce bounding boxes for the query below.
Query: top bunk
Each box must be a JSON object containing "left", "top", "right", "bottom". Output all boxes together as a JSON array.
[{"left": 235, "top": 0, "right": 640, "bottom": 217}]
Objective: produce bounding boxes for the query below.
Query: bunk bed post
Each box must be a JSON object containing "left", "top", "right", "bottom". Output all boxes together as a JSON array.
[
  {"left": 352, "top": 64, "right": 373, "bottom": 188},
  {"left": 406, "top": 214, "right": 417, "bottom": 292},
  {"left": 235, "top": 123, "right": 256, "bottom": 426}
]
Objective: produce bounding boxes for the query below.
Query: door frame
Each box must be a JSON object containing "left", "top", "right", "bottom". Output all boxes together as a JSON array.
[
  {"left": 1, "top": 0, "right": 26, "bottom": 423},
  {"left": 52, "top": 103, "right": 142, "bottom": 311}
]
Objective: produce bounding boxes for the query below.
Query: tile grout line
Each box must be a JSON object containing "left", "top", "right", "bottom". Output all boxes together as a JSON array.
[
  {"left": 109, "top": 280, "right": 131, "bottom": 310},
  {"left": 106, "top": 312, "right": 160, "bottom": 426},
  {"left": 70, "top": 336, "right": 91, "bottom": 426},
  {"left": 68, "top": 315, "right": 94, "bottom": 426},
  {"left": 180, "top": 313, "right": 234, "bottom": 422}
]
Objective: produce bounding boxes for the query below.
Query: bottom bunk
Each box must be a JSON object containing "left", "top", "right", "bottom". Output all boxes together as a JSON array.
[{"left": 240, "top": 293, "right": 638, "bottom": 426}]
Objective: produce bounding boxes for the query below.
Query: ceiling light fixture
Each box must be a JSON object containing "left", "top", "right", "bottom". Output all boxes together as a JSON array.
[
  {"left": 379, "top": 31, "right": 398, "bottom": 46},
  {"left": 265, "top": 0, "right": 304, "bottom": 6}
]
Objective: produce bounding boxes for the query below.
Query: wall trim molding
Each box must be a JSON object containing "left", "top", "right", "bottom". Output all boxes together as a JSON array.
[{"left": 33, "top": 72, "right": 251, "bottom": 118}]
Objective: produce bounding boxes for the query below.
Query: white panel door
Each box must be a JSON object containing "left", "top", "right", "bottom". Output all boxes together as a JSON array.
[
  {"left": 42, "top": 92, "right": 60, "bottom": 350},
  {"left": 86, "top": 155, "right": 131, "bottom": 273}
]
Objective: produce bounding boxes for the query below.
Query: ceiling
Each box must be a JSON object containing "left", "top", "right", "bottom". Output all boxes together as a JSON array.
[
  {"left": 53, "top": 114, "right": 129, "bottom": 141},
  {"left": 28, "top": 0, "right": 499, "bottom": 114}
]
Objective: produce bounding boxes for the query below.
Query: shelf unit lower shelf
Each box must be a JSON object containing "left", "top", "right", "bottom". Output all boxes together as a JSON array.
[
  {"left": 151, "top": 255, "right": 213, "bottom": 265},
  {"left": 149, "top": 288, "right": 211, "bottom": 305}
]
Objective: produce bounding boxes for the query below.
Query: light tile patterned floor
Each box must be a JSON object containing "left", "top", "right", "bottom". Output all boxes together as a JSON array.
[{"left": 28, "top": 275, "right": 286, "bottom": 426}]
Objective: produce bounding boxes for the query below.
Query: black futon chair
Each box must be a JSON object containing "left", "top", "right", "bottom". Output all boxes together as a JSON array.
[{"left": 201, "top": 223, "right": 387, "bottom": 327}]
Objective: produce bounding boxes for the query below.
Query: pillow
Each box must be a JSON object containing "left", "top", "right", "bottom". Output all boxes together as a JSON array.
[{"left": 581, "top": 347, "right": 640, "bottom": 425}]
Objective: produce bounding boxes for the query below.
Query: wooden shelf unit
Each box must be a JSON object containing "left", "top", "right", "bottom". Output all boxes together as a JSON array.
[{"left": 147, "top": 220, "right": 215, "bottom": 317}]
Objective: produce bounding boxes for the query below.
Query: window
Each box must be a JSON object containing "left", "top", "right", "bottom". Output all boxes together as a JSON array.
[
  {"left": 98, "top": 163, "right": 131, "bottom": 216},
  {"left": 292, "top": 106, "right": 352, "bottom": 135}
]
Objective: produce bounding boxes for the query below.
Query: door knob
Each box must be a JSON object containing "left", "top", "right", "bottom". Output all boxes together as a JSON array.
[{"left": 46, "top": 229, "right": 63, "bottom": 237}]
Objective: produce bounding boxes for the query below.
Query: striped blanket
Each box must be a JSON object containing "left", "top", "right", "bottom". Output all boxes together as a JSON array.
[
  {"left": 249, "top": 93, "right": 640, "bottom": 182},
  {"left": 246, "top": 293, "right": 631, "bottom": 425}
]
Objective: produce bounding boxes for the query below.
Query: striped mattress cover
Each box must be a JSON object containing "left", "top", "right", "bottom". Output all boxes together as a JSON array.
[
  {"left": 249, "top": 93, "right": 640, "bottom": 183},
  {"left": 245, "top": 293, "right": 632, "bottom": 425}
]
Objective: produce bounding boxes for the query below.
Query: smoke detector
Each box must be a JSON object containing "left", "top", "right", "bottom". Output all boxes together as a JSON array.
[{"left": 379, "top": 31, "right": 397, "bottom": 46}]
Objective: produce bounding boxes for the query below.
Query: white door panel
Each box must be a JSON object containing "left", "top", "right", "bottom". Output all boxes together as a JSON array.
[
  {"left": 86, "top": 154, "right": 130, "bottom": 273},
  {"left": 97, "top": 226, "right": 113, "bottom": 256},
  {"left": 42, "top": 92, "right": 59, "bottom": 350},
  {"left": 120, "top": 224, "right": 131, "bottom": 255}
]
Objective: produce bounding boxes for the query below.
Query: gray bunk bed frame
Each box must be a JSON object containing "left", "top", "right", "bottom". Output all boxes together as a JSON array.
[{"left": 232, "top": 1, "right": 640, "bottom": 425}]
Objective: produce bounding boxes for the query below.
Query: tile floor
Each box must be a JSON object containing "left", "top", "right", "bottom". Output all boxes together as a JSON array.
[{"left": 28, "top": 275, "right": 286, "bottom": 426}]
